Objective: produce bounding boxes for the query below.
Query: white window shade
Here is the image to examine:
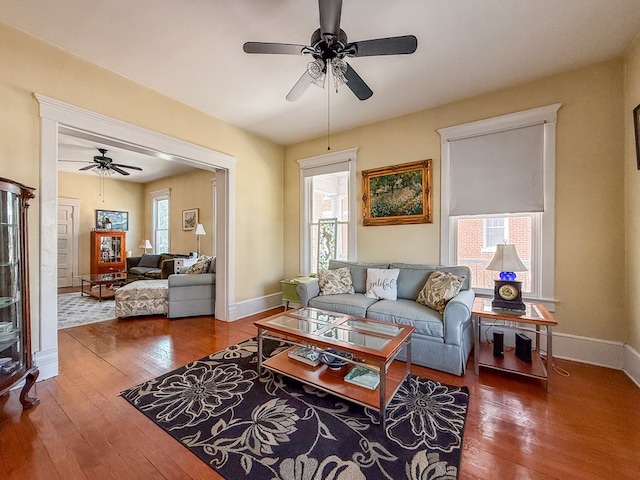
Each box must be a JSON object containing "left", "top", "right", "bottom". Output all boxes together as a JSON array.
[{"left": 448, "top": 124, "right": 544, "bottom": 216}]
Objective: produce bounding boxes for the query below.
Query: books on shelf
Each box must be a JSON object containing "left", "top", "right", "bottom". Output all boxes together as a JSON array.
[
  {"left": 287, "top": 346, "right": 321, "bottom": 367},
  {"left": 344, "top": 366, "right": 380, "bottom": 390}
]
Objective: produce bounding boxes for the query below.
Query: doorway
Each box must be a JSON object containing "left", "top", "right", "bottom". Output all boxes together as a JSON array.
[
  {"left": 37, "top": 95, "right": 237, "bottom": 380},
  {"left": 57, "top": 198, "right": 80, "bottom": 288}
]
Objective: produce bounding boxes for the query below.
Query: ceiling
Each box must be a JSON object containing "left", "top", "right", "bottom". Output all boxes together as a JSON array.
[{"left": 2, "top": 0, "right": 640, "bottom": 151}]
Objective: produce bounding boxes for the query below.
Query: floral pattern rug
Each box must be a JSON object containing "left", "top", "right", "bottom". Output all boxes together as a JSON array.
[{"left": 121, "top": 338, "right": 469, "bottom": 480}]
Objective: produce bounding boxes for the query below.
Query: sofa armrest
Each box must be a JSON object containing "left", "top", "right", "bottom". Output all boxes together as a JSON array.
[
  {"left": 126, "top": 256, "right": 142, "bottom": 270},
  {"left": 296, "top": 277, "right": 320, "bottom": 306},
  {"left": 161, "top": 259, "right": 175, "bottom": 279},
  {"left": 442, "top": 289, "right": 475, "bottom": 345},
  {"left": 168, "top": 272, "right": 216, "bottom": 287}
]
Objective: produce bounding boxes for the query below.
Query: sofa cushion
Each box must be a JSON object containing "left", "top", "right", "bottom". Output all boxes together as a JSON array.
[
  {"left": 391, "top": 263, "right": 471, "bottom": 293},
  {"left": 416, "top": 270, "right": 465, "bottom": 313},
  {"left": 129, "top": 266, "right": 161, "bottom": 277},
  {"left": 366, "top": 299, "right": 445, "bottom": 338},
  {"left": 138, "top": 254, "right": 161, "bottom": 268},
  {"left": 308, "top": 293, "right": 379, "bottom": 318},
  {"left": 328, "top": 260, "right": 390, "bottom": 293},
  {"left": 365, "top": 268, "right": 399, "bottom": 301},
  {"left": 318, "top": 267, "right": 355, "bottom": 295}
]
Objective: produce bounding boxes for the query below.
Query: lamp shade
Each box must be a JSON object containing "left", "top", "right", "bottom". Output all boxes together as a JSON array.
[
  {"left": 194, "top": 224, "right": 206, "bottom": 235},
  {"left": 486, "top": 244, "right": 527, "bottom": 272},
  {"left": 139, "top": 239, "right": 152, "bottom": 249}
]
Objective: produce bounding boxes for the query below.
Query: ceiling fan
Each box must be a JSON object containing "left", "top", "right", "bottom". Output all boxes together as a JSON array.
[
  {"left": 243, "top": 0, "right": 418, "bottom": 101},
  {"left": 78, "top": 148, "right": 143, "bottom": 176}
]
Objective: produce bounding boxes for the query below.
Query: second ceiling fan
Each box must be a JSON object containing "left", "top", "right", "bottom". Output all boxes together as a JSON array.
[{"left": 243, "top": 0, "right": 418, "bottom": 101}]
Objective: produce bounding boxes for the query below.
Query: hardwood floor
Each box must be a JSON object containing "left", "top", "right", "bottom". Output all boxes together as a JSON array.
[{"left": 1, "top": 309, "right": 639, "bottom": 479}]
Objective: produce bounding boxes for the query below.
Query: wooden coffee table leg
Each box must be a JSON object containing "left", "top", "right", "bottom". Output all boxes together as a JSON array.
[{"left": 19, "top": 368, "right": 40, "bottom": 409}]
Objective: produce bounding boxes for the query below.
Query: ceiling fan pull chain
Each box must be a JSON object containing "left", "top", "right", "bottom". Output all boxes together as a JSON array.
[{"left": 327, "top": 80, "right": 331, "bottom": 151}]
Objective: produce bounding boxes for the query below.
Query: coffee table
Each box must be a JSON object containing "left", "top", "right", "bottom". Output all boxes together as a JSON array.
[
  {"left": 254, "top": 307, "right": 414, "bottom": 426},
  {"left": 75, "top": 272, "right": 128, "bottom": 301}
]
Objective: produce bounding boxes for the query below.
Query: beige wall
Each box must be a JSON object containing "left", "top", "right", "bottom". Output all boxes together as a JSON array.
[
  {"left": 0, "top": 21, "right": 284, "bottom": 343},
  {"left": 285, "top": 58, "right": 627, "bottom": 343},
  {"left": 58, "top": 172, "right": 145, "bottom": 275},
  {"left": 626, "top": 36, "right": 640, "bottom": 353},
  {"left": 143, "top": 169, "right": 216, "bottom": 256}
]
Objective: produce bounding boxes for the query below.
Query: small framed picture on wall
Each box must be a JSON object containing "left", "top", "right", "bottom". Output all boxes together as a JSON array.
[{"left": 182, "top": 208, "right": 199, "bottom": 230}]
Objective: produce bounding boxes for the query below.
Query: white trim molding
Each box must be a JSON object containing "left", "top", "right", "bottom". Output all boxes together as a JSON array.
[
  {"left": 624, "top": 344, "right": 640, "bottom": 388},
  {"left": 35, "top": 94, "right": 237, "bottom": 379}
]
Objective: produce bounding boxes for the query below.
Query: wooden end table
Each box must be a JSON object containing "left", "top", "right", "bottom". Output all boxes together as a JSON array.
[
  {"left": 255, "top": 307, "right": 414, "bottom": 426},
  {"left": 472, "top": 298, "right": 557, "bottom": 392}
]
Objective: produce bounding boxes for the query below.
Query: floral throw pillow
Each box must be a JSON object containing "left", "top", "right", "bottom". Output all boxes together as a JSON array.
[
  {"left": 365, "top": 268, "right": 400, "bottom": 301},
  {"left": 318, "top": 267, "right": 355, "bottom": 295},
  {"left": 185, "top": 255, "right": 212, "bottom": 275},
  {"left": 416, "top": 271, "right": 465, "bottom": 313}
]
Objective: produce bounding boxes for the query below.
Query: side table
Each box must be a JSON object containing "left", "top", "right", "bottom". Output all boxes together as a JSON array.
[
  {"left": 280, "top": 276, "right": 314, "bottom": 309},
  {"left": 472, "top": 298, "right": 557, "bottom": 392}
]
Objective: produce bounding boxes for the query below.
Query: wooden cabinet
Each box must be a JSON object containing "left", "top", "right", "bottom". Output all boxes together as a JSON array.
[
  {"left": 0, "top": 177, "right": 39, "bottom": 409},
  {"left": 91, "top": 230, "right": 126, "bottom": 274}
]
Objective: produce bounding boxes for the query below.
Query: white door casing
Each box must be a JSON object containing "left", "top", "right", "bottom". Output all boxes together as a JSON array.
[{"left": 36, "top": 94, "right": 237, "bottom": 380}]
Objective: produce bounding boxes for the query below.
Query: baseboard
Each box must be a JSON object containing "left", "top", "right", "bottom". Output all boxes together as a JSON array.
[
  {"left": 624, "top": 344, "right": 640, "bottom": 388},
  {"left": 231, "top": 292, "right": 283, "bottom": 321},
  {"left": 552, "top": 332, "right": 624, "bottom": 369},
  {"left": 35, "top": 347, "right": 59, "bottom": 381}
]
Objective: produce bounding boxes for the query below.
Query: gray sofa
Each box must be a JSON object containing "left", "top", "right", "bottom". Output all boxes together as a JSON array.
[
  {"left": 296, "top": 260, "right": 475, "bottom": 375},
  {"left": 167, "top": 256, "right": 216, "bottom": 318}
]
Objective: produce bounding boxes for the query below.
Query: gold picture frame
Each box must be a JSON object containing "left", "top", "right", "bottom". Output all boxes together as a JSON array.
[{"left": 362, "top": 160, "right": 432, "bottom": 226}]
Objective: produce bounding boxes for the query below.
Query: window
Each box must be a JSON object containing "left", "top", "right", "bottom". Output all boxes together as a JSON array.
[
  {"left": 439, "top": 104, "right": 560, "bottom": 303},
  {"left": 151, "top": 189, "right": 170, "bottom": 253},
  {"left": 298, "top": 149, "right": 357, "bottom": 274},
  {"left": 483, "top": 217, "right": 508, "bottom": 251}
]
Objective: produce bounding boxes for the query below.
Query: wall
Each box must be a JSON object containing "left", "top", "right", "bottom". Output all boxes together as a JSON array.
[
  {"left": 143, "top": 169, "right": 216, "bottom": 256},
  {"left": 0, "top": 22, "right": 283, "bottom": 346},
  {"left": 284, "top": 58, "right": 626, "bottom": 343},
  {"left": 58, "top": 172, "right": 145, "bottom": 275},
  {"left": 626, "top": 35, "right": 640, "bottom": 353}
]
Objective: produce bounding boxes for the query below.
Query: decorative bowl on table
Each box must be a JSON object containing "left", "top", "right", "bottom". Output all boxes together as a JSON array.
[{"left": 319, "top": 349, "right": 354, "bottom": 369}]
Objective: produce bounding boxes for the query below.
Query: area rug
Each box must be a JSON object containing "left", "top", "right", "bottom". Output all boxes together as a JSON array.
[
  {"left": 121, "top": 338, "right": 469, "bottom": 479},
  {"left": 57, "top": 292, "right": 116, "bottom": 329}
]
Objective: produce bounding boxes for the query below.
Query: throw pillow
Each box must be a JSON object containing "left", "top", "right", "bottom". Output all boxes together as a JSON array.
[
  {"left": 365, "top": 268, "right": 400, "bottom": 301},
  {"left": 185, "top": 255, "right": 212, "bottom": 274},
  {"left": 138, "top": 254, "right": 161, "bottom": 268},
  {"left": 416, "top": 270, "right": 466, "bottom": 313},
  {"left": 318, "top": 267, "right": 355, "bottom": 295}
]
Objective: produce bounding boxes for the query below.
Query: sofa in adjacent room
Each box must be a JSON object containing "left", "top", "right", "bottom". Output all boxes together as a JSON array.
[
  {"left": 295, "top": 260, "right": 475, "bottom": 375},
  {"left": 126, "top": 253, "right": 190, "bottom": 280}
]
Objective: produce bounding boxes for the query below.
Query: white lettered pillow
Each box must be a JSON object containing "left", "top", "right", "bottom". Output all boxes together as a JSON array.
[{"left": 365, "top": 268, "right": 400, "bottom": 301}]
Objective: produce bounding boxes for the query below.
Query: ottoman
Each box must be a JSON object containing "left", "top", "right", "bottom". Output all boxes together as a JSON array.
[{"left": 115, "top": 280, "right": 168, "bottom": 318}]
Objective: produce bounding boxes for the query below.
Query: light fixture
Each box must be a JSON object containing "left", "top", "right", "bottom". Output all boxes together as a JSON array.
[
  {"left": 138, "top": 239, "right": 152, "bottom": 254},
  {"left": 194, "top": 224, "right": 206, "bottom": 256},
  {"left": 94, "top": 165, "right": 115, "bottom": 176},
  {"left": 486, "top": 244, "right": 528, "bottom": 311}
]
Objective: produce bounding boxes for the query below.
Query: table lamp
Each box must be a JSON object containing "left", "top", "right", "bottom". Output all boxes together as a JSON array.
[
  {"left": 139, "top": 239, "right": 152, "bottom": 254},
  {"left": 194, "top": 224, "right": 206, "bottom": 256},
  {"left": 486, "top": 243, "right": 527, "bottom": 311}
]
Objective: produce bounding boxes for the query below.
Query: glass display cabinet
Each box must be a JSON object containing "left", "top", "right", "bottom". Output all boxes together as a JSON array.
[
  {"left": 0, "top": 177, "right": 38, "bottom": 409},
  {"left": 90, "top": 230, "right": 126, "bottom": 274}
]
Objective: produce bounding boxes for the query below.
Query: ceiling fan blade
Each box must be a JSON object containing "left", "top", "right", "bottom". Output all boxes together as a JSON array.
[
  {"left": 319, "top": 0, "right": 342, "bottom": 36},
  {"left": 345, "top": 35, "right": 418, "bottom": 57},
  {"left": 286, "top": 71, "right": 315, "bottom": 101},
  {"left": 344, "top": 63, "right": 373, "bottom": 101},
  {"left": 110, "top": 165, "right": 130, "bottom": 176},
  {"left": 112, "top": 163, "right": 143, "bottom": 171},
  {"left": 243, "top": 42, "right": 308, "bottom": 55},
  {"left": 79, "top": 164, "right": 98, "bottom": 171}
]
